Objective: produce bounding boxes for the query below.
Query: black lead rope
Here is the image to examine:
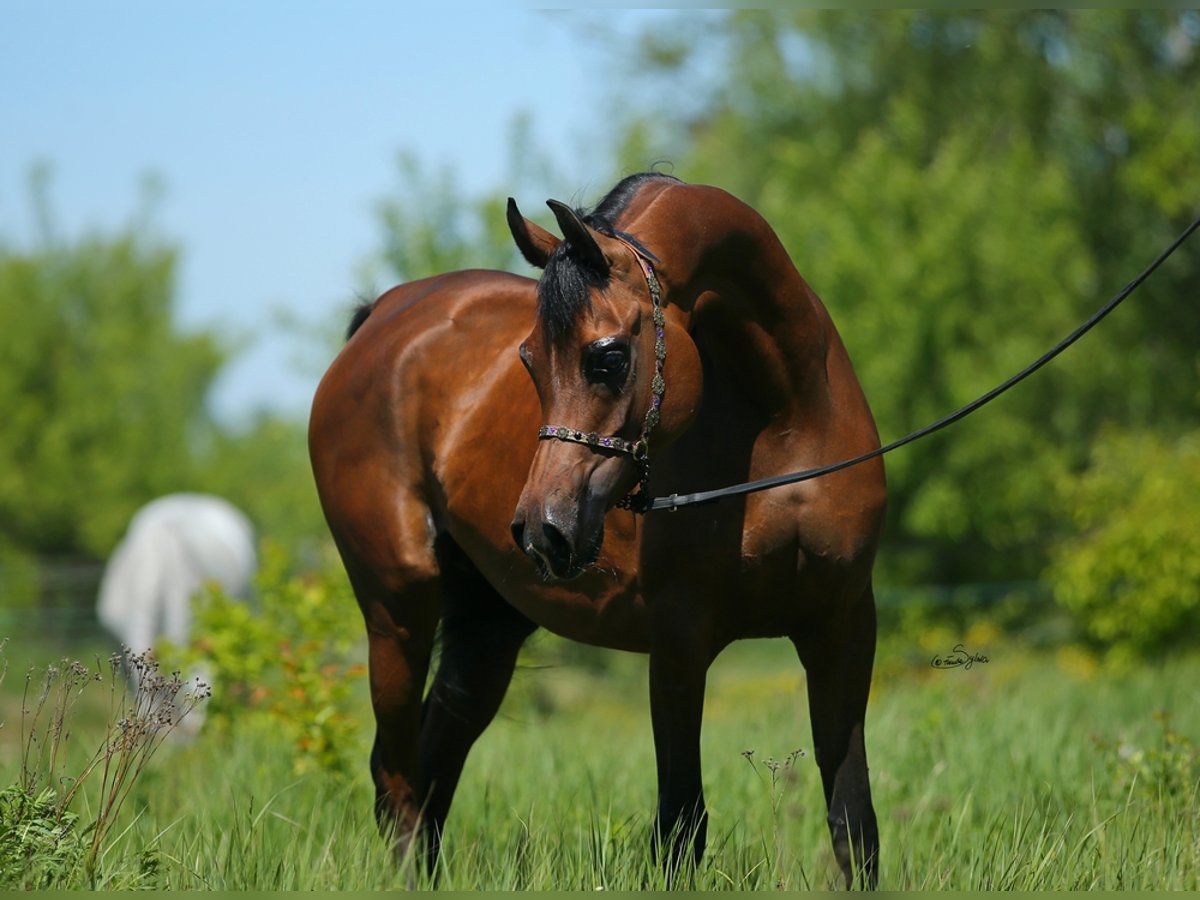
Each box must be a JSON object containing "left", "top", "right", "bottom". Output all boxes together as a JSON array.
[{"left": 646, "top": 214, "right": 1200, "bottom": 513}]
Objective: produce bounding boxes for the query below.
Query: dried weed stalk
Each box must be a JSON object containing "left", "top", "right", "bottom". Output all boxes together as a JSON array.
[{"left": 2, "top": 644, "right": 209, "bottom": 887}]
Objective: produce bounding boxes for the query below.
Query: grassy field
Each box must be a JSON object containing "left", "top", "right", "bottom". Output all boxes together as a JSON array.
[{"left": 1, "top": 630, "right": 1197, "bottom": 890}]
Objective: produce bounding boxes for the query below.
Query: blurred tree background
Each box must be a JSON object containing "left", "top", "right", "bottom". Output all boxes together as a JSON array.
[
  {"left": 0, "top": 183, "right": 222, "bottom": 560},
  {"left": 1, "top": 11, "right": 1196, "bottom": 658},
  {"left": 0, "top": 174, "right": 325, "bottom": 615}
]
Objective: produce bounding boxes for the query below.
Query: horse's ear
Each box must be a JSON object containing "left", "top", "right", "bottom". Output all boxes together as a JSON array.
[
  {"left": 547, "top": 199, "right": 610, "bottom": 277},
  {"left": 507, "top": 197, "right": 558, "bottom": 269}
]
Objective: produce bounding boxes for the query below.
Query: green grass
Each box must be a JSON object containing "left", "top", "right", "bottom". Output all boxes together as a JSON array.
[{"left": 1, "top": 633, "right": 1197, "bottom": 889}]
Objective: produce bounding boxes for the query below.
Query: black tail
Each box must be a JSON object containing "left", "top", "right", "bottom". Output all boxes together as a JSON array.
[{"left": 346, "top": 301, "right": 373, "bottom": 340}]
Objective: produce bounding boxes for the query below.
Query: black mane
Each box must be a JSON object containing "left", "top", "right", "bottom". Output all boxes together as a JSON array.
[{"left": 538, "top": 172, "right": 680, "bottom": 341}]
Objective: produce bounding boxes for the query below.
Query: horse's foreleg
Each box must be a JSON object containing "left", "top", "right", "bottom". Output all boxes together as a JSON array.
[
  {"left": 417, "top": 553, "right": 536, "bottom": 867},
  {"left": 648, "top": 614, "right": 714, "bottom": 880},
  {"left": 794, "top": 583, "right": 879, "bottom": 889}
]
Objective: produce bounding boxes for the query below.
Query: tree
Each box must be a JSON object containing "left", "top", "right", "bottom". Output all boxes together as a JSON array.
[
  {"left": 372, "top": 115, "right": 572, "bottom": 286},
  {"left": 194, "top": 412, "right": 329, "bottom": 560},
  {"left": 0, "top": 182, "right": 226, "bottom": 559}
]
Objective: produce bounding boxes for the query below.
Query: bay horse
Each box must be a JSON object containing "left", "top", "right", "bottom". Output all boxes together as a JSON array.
[{"left": 308, "top": 173, "right": 886, "bottom": 887}]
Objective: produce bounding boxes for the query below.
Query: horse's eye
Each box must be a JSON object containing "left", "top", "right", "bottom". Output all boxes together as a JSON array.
[{"left": 583, "top": 341, "right": 630, "bottom": 388}]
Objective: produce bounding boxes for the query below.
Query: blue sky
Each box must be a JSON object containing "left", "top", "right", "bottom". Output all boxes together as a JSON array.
[{"left": 2, "top": 4, "right": 663, "bottom": 422}]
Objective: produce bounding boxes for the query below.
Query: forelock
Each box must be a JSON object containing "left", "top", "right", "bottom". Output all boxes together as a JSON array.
[{"left": 534, "top": 172, "right": 679, "bottom": 341}]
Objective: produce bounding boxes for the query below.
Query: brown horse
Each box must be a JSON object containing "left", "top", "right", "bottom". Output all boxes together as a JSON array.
[{"left": 308, "top": 173, "right": 886, "bottom": 887}]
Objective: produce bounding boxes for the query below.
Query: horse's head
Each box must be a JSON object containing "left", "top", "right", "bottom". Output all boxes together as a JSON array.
[{"left": 506, "top": 195, "right": 700, "bottom": 580}]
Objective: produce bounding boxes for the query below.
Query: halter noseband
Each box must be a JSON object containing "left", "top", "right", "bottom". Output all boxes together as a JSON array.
[{"left": 535, "top": 240, "right": 666, "bottom": 513}]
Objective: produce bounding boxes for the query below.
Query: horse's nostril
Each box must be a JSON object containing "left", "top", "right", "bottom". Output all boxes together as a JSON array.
[
  {"left": 542, "top": 521, "right": 573, "bottom": 573},
  {"left": 510, "top": 516, "right": 526, "bottom": 551}
]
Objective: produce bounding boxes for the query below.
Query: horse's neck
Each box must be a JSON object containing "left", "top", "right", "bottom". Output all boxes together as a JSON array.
[{"left": 651, "top": 189, "right": 832, "bottom": 421}]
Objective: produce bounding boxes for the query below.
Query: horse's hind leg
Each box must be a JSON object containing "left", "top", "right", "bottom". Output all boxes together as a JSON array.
[
  {"left": 340, "top": 549, "right": 442, "bottom": 868},
  {"left": 793, "top": 583, "right": 879, "bottom": 889},
  {"left": 417, "top": 536, "right": 537, "bottom": 866}
]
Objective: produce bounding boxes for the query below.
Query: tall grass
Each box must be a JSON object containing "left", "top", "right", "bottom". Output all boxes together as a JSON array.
[{"left": 1, "top": 634, "right": 1197, "bottom": 889}]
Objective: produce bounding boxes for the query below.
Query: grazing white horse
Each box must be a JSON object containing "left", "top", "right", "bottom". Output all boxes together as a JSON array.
[{"left": 98, "top": 493, "right": 257, "bottom": 658}]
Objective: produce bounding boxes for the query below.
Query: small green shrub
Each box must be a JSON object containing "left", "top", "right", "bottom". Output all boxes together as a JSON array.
[
  {"left": 1047, "top": 429, "right": 1200, "bottom": 658},
  {"left": 1093, "top": 710, "right": 1199, "bottom": 801},
  {"left": 0, "top": 785, "right": 84, "bottom": 888},
  {"left": 164, "top": 540, "right": 366, "bottom": 776}
]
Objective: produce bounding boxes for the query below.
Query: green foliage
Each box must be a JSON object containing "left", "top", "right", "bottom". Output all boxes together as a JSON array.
[
  {"left": 166, "top": 540, "right": 366, "bottom": 776},
  {"left": 0, "top": 786, "right": 84, "bottom": 889},
  {"left": 1047, "top": 429, "right": 1200, "bottom": 657},
  {"left": 0, "top": 544, "right": 38, "bottom": 612},
  {"left": 375, "top": 153, "right": 520, "bottom": 284},
  {"left": 372, "top": 116, "right": 571, "bottom": 286},
  {"left": 0, "top": 645, "right": 208, "bottom": 889},
  {"left": 0, "top": 182, "right": 226, "bottom": 558},
  {"left": 1093, "top": 710, "right": 1199, "bottom": 801},
  {"left": 0, "top": 175, "right": 334, "bottom": 573},
  {"left": 193, "top": 413, "right": 329, "bottom": 556}
]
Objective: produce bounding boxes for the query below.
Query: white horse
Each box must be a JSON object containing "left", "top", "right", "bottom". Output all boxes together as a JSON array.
[{"left": 97, "top": 493, "right": 256, "bottom": 661}]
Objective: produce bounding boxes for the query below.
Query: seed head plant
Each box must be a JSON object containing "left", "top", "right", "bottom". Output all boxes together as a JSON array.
[{"left": 0, "top": 643, "right": 209, "bottom": 888}]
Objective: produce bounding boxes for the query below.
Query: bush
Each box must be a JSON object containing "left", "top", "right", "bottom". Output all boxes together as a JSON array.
[
  {"left": 1092, "top": 709, "right": 1199, "bottom": 801},
  {"left": 163, "top": 540, "right": 366, "bottom": 776},
  {"left": 1047, "top": 430, "right": 1200, "bottom": 658}
]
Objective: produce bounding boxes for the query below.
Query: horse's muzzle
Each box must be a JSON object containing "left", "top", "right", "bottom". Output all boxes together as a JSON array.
[{"left": 510, "top": 510, "right": 599, "bottom": 581}]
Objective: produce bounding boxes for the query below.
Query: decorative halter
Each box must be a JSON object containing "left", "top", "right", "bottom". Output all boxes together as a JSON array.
[{"left": 535, "top": 240, "right": 666, "bottom": 513}]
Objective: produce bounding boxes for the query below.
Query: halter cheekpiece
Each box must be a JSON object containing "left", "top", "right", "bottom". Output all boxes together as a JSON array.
[{"left": 536, "top": 240, "right": 665, "bottom": 513}]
